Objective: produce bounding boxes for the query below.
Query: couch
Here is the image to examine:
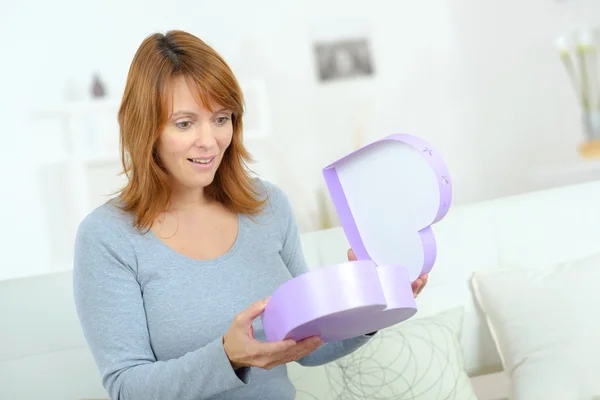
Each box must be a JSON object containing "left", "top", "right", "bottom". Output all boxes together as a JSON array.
[{"left": 2, "top": 179, "right": 600, "bottom": 399}]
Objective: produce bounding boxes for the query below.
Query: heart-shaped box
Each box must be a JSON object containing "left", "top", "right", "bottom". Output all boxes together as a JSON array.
[{"left": 261, "top": 134, "right": 452, "bottom": 343}]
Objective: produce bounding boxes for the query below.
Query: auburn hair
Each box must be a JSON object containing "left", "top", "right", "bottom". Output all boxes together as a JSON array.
[{"left": 117, "top": 30, "right": 265, "bottom": 232}]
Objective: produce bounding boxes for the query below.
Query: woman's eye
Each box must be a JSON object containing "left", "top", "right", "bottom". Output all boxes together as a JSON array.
[
  {"left": 215, "top": 117, "right": 230, "bottom": 126},
  {"left": 175, "top": 121, "right": 192, "bottom": 130}
]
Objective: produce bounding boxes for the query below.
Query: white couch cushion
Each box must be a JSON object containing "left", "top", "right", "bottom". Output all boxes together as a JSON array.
[
  {"left": 471, "top": 252, "right": 600, "bottom": 399},
  {"left": 289, "top": 306, "right": 478, "bottom": 399},
  {"left": 0, "top": 271, "right": 108, "bottom": 399},
  {"left": 0, "top": 347, "right": 107, "bottom": 400}
]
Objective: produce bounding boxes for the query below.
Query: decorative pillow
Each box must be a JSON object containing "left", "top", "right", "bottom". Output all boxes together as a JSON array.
[
  {"left": 288, "top": 307, "right": 477, "bottom": 399},
  {"left": 471, "top": 252, "right": 600, "bottom": 400}
]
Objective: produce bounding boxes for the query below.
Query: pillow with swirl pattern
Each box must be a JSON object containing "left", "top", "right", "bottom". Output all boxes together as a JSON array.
[{"left": 288, "top": 306, "right": 477, "bottom": 400}]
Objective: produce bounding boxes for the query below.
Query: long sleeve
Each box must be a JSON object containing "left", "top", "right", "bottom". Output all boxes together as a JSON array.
[
  {"left": 268, "top": 183, "right": 375, "bottom": 367},
  {"left": 73, "top": 211, "right": 248, "bottom": 400}
]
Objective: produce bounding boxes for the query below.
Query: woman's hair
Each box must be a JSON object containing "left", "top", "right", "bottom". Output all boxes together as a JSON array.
[{"left": 117, "top": 30, "right": 265, "bottom": 232}]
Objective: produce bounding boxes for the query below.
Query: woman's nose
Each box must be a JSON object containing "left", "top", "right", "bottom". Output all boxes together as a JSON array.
[{"left": 193, "top": 122, "right": 217, "bottom": 148}]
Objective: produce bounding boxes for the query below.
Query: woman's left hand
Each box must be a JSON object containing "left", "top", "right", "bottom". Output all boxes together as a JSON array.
[{"left": 347, "top": 249, "right": 428, "bottom": 298}]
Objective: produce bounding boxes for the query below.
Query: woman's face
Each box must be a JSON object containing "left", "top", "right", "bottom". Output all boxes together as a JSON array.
[{"left": 157, "top": 76, "right": 233, "bottom": 194}]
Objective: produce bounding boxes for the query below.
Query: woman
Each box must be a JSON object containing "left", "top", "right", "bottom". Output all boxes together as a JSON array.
[{"left": 73, "top": 30, "right": 428, "bottom": 400}]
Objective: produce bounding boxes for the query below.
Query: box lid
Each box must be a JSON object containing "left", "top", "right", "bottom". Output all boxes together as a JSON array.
[{"left": 323, "top": 133, "right": 452, "bottom": 281}]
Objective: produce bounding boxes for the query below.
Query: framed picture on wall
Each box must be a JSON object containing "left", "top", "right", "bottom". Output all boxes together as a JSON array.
[{"left": 309, "top": 19, "right": 375, "bottom": 83}]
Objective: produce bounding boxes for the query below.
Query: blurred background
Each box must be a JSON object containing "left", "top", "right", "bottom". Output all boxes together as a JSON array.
[{"left": 2, "top": 0, "right": 600, "bottom": 282}]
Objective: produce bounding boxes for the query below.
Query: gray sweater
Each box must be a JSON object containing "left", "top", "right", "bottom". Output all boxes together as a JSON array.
[{"left": 73, "top": 179, "right": 373, "bottom": 400}]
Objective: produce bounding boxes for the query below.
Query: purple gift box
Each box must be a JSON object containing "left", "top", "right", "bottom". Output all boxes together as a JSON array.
[{"left": 261, "top": 134, "right": 452, "bottom": 343}]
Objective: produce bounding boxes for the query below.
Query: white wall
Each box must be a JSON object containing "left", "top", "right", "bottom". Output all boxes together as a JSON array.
[
  {"left": 1, "top": 0, "right": 599, "bottom": 281},
  {"left": 451, "top": 0, "right": 600, "bottom": 198}
]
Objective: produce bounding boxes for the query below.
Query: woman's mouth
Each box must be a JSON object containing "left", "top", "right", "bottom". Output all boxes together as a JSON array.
[{"left": 187, "top": 156, "right": 216, "bottom": 170}]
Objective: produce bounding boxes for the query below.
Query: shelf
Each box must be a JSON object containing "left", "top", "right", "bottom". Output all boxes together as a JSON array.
[
  {"left": 243, "top": 128, "right": 271, "bottom": 140},
  {"left": 529, "top": 159, "right": 600, "bottom": 187},
  {"left": 41, "top": 152, "right": 121, "bottom": 167},
  {"left": 85, "top": 152, "right": 121, "bottom": 166},
  {"left": 531, "top": 159, "right": 600, "bottom": 176},
  {"left": 33, "top": 98, "right": 120, "bottom": 119}
]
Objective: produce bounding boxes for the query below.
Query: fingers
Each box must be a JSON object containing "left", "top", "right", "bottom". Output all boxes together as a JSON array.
[
  {"left": 300, "top": 336, "right": 324, "bottom": 355},
  {"left": 347, "top": 248, "right": 357, "bottom": 261},
  {"left": 268, "top": 336, "right": 323, "bottom": 368},
  {"left": 257, "top": 338, "right": 297, "bottom": 356},
  {"left": 411, "top": 278, "right": 422, "bottom": 290},
  {"left": 412, "top": 273, "right": 429, "bottom": 297},
  {"left": 284, "top": 336, "right": 323, "bottom": 362},
  {"left": 418, "top": 273, "right": 428, "bottom": 294},
  {"left": 415, "top": 284, "right": 424, "bottom": 297},
  {"left": 235, "top": 297, "right": 270, "bottom": 326},
  {"left": 251, "top": 336, "right": 323, "bottom": 370}
]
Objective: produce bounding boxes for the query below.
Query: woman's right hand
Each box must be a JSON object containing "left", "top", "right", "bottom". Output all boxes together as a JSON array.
[{"left": 223, "top": 297, "right": 323, "bottom": 370}]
